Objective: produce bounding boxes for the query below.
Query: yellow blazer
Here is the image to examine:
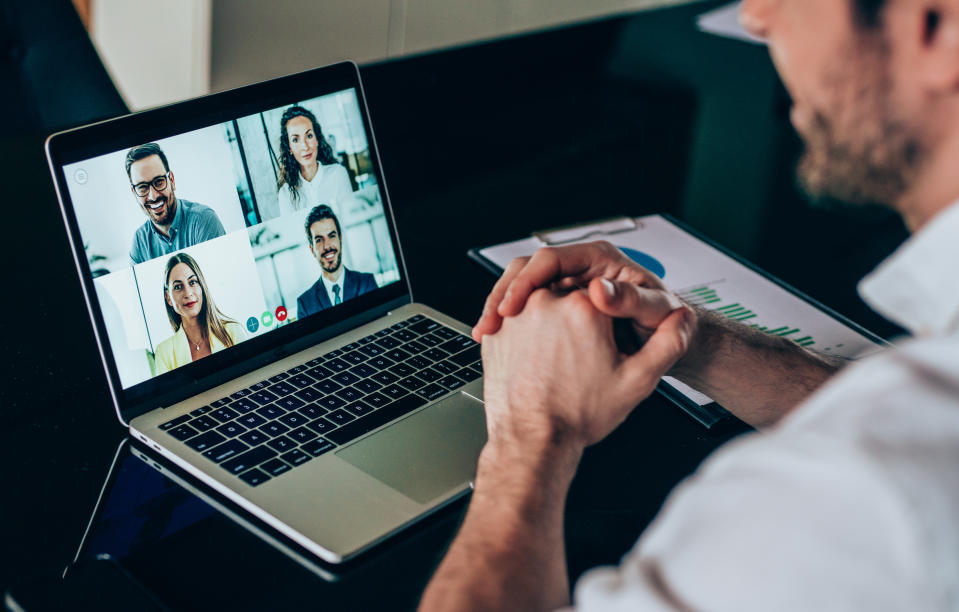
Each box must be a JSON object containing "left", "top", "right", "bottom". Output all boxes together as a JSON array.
[{"left": 154, "top": 321, "right": 245, "bottom": 375}]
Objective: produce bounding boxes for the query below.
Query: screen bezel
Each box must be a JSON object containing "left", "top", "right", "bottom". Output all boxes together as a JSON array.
[{"left": 46, "top": 61, "right": 412, "bottom": 423}]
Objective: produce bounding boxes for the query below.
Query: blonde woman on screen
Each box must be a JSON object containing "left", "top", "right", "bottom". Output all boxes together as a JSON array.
[
  {"left": 276, "top": 105, "right": 353, "bottom": 218},
  {"left": 154, "top": 253, "right": 244, "bottom": 374}
]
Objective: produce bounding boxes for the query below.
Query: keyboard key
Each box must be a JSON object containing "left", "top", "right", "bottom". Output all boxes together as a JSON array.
[
  {"left": 302, "top": 438, "right": 336, "bottom": 457},
  {"left": 210, "top": 398, "right": 231, "bottom": 408},
  {"left": 381, "top": 384, "right": 409, "bottom": 401},
  {"left": 408, "top": 314, "right": 425, "bottom": 323},
  {"left": 342, "top": 342, "right": 359, "bottom": 352},
  {"left": 469, "top": 363, "right": 483, "bottom": 375},
  {"left": 344, "top": 401, "right": 375, "bottom": 417},
  {"left": 342, "top": 350, "right": 368, "bottom": 365},
  {"left": 325, "top": 358, "right": 350, "bottom": 372},
  {"left": 222, "top": 445, "right": 277, "bottom": 475},
  {"left": 323, "top": 349, "right": 343, "bottom": 359},
  {"left": 289, "top": 374, "right": 316, "bottom": 389},
  {"left": 230, "top": 389, "right": 251, "bottom": 399},
  {"left": 358, "top": 334, "right": 377, "bottom": 344},
  {"left": 306, "top": 357, "right": 324, "bottom": 367},
  {"left": 270, "top": 381, "right": 297, "bottom": 397},
  {"left": 332, "top": 371, "right": 361, "bottom": 386},
  {"left": 415, "top": 367, "right": 443, "bottom": 383},
  {"left": 267, "top": 436, "right": 297, "bottom": 453},
  {"left": 307, "top": 364, "right": 334, "bottom": 380},
  {"left": 432, "top": 360, "right": 458, "bottom": 375},
  {"left": 376, "top": 336, "right": 402, "bottom": 350},
  {"left": 231, "top": 398, "right": 258, "bottom": 414},
  {"left": 392, "top": 329, "right": 416, "bottom": 342},
  {"left": 406, "top": 355, "right": 431, "bottom": 370},
  {"left": 262, "top": 458, "right": 292, "bottom": 477},
  {"left": 422, "top": 348, "right": 450, "bottom": 363},
  {"left": 438, "top": 336, "right": 476, "bottom": 355},
  {"left": 326, "top": 409, "right": 356, "bottom": 426},
  {"left": 358, "top": 344, "right": 385, "bottom": 357},
  {"left": 457, "top": 368, "right": 481, "bottom": 382},
  {"left": 211, "top": 407, "right": 239, "bottom": 423},
  {"left": 288, "top": 426, "right": 318, "bottom": 444},
  {"left": 278, "top": 412, "right": 308, "bottom": 428},
  {"left": 239, "top": 468, "right": 271, "bottom": 487},
  {"left": 249, "top": 390, "right": 279, "bottom": 406},
  {"left": 371, "top": 371, "right": 399, "bottom": 385},
  {"left": 409, "top": 319, "right": 441, "bottom": 334},
  {"left": 318, "top": 395, "right": 346, "bottom": 410},
  {"left": 306, "top": 417, "right": 338, "bottom": 435},
  {"left": 450, "top": 346, "right": 481, "bottom": 367},
  {"left": 326, "top": 394, "right": 428, "bottom": 445},
  {"left": 336, "top": 387, "right": 364, "bottom": 403},
  {"left": 259, "top": 421, "right": 291, "bottom": 437},
  {"left": 391, "top": 319, "right": 411, "bottom": 329},
  {"left": 191, "top": 415, "right": 218, "bottom": 432},
  {"left": 388, "top": 362, "right": 416, "bottom": 378},
  {"left": 416, "top": 384, "right": 449, "bottom": 401},
  {"left": 189, "top": 406, "right": 211, "bottom": 417},
  {"left": 398, "top": 376, "right": 426, "bottom": 391},
  {"left": 216, "top": 422, "right": 247, "bottom": 438},
  {"left": 367, "top": 356, "right": 395, "bottom": 370},
  {"left": 432, "top": 326, "right": 459, "bottom": 340},
  {"left": 237, "top": 413, "right": 267, "bottom": 429},
  {"left": 375, "top": 328, "right": 392, "bottom": 337},
  {"left": 186, "top": 430, "right": 225, "bottom": 452},
  {"left": 255, "top": 404, "right": 286, "bottom": 420},
  {"left": 403, "top": 340, "right": 428, "bottom": 354},
  {"left": 268, "top": 373, "right": 289, "bottom": 383},
  {"left": 239, "top": 429, "right": 269, "bottom": 447},
  {"left": 159, "top": 414, "right": 192, "bottom": 430},
  {"left": 437, "top": 375, "right": 466, "bottom": 391},
  {"left": 288, "top": 364, "right": 309, "bottom": 374},
  {"left": 418, "top": 334, "right": 442, "bottom": 348},
  {"left": 168, "top": 424, "right": 199, "bottom": 441},
  {"left": 276, "top": 395, "right": 305, "bottom": 411},
  {"left": 297, "top": 403, "right": 328, "bottom": 419},
  {"left": 314, "top": 379, "right": 343, "bottom": 395},
  {"left": 362, "top": 392, "right": 390, "bottom": 409},
  {"left": 249, "top": 379, "right": 270, "bottom": 391},
  {"left": 281, "top": 448, "right": 311, "bottom": 466},
  {"left": 355, "top": 379, "right": 382, "bottom": 394},
  {"left": 295, "top": 387, "right": 323, "bottom": 403},
  {"left": 384, "top": 348, "right": 412, "bottom": 363},
  {"left": 350, "top": 363, "right": 377, "bottom": 379},
  {"left": 203, "top": 439, "right": 249, "bottom": 463}
]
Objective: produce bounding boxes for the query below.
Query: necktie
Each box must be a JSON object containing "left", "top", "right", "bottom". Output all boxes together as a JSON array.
[{"left": 333, "top": 284, "right": 342, "bottom": 305}]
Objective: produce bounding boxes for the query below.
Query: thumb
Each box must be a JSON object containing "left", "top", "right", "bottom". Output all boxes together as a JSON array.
[
  {"left": 613, "top": 307, "right": 695, "bottom": 401},
  {"left": 587, "top": 277, "right": 686, "bottom": 331}
]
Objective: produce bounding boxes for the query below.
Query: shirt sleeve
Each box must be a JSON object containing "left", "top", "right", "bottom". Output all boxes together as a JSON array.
[{"left": 571, "top": 432, "right": 920, "bottom": 612}]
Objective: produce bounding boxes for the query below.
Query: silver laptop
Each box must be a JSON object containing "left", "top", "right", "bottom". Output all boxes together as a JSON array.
[{"left": 45, "top": 61, "right": 487, "bottom": 564}]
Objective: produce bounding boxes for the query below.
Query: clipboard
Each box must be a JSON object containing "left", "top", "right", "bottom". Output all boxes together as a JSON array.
[{"left": 468, "top": 214, "right": 888, "bottom": 429}]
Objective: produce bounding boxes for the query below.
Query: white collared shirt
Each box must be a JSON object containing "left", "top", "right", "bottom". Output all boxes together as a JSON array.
[
  {"left": 321, "top": 269, "right": 346, "bottom": 307},
  {"left": 569, "top": 202, "right": 959, "bottom": 611}
]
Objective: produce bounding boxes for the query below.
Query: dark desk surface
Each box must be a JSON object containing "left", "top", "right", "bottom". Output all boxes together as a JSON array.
[{"left": 0, "top": 2, "right": 909, "bottom": 609}]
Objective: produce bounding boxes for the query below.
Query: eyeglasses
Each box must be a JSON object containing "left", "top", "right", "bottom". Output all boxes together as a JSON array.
[{"left": 131, "top": 173, "right": 169, "bottom": 197}]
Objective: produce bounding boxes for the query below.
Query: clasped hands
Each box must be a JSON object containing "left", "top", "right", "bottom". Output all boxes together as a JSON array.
[{"left": 474, "top": 241, "right": 696, "bottom": 455}]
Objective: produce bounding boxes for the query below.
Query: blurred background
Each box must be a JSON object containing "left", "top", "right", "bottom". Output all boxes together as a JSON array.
[{"left": 72, "top": 0, "right": 702, "bottom": 110}]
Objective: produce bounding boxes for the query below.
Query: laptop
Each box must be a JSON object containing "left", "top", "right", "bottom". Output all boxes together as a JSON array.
[{"left": 45, "top": 61, "right": 488, "bottom": 564}]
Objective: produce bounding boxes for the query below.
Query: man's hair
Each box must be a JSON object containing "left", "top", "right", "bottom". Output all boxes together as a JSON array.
[
  {"left": 304, "top": 205, "right": 341, "bottom": 245},
  {"left": 853, "top": 0, "right": 886, "bottom": 27},
  {"left": 125, "top": 143, "right": 170, "bottom": 179}
]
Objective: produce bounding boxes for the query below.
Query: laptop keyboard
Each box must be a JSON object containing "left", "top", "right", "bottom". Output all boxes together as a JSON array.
[{"left": 158, "top": 315, "right": 482, "bottom": 487}]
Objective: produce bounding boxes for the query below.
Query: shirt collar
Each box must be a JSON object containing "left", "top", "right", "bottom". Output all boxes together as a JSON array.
[
  {"left": 321, "top": 269, "right": 345, "bottom": 303},
  {"left": 858, "top": 200, "right": 959, "bottom": 336}
]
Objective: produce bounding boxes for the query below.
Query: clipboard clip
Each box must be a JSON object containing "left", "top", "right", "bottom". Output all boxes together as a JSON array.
[{"left": 532, "top": 216, "right": 643, "bottom": 246}]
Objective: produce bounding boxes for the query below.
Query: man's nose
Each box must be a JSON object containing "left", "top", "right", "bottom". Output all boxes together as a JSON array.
[
  {"left": 739, "top": 0, "right": 772, "bottom": 40},
  {"left": 147, "top": 184, "right": 162, "bottom": 199}
]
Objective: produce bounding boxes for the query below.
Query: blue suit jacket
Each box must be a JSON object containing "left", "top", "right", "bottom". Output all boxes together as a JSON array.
[{"left": 296, "top": 267, "right": 378, "bottom": 319}]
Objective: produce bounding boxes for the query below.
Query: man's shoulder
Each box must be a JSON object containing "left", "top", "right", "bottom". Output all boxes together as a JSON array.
[
  {"left": 179, "top": 198, "right": 218, "bottom": 219},
  {"left": 297, "top": 279, "right": 321, "bottom": 304}
]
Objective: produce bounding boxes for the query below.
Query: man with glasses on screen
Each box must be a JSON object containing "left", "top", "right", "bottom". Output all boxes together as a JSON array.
[
  {"left": 296, "top": 204, "right": 377, "bottom": 319},
  {"left": 126, "top": 143, "right": 225, "bottom": 265}
]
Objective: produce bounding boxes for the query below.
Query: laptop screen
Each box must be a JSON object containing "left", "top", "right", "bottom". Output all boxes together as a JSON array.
[{"left": 57, "top": 84, "right": 403, "bottom": 396}]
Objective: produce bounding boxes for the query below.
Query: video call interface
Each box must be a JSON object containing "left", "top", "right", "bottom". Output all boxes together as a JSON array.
[{"left": 63, "top": 88, "right": 401, "bottom": 390}]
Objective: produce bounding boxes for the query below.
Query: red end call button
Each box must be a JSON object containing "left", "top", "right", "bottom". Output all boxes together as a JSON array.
[{"left": 275, "top": 306, "right": 288, "bottom": 322}]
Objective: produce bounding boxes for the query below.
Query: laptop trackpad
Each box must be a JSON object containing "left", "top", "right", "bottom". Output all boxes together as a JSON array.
[{"left": 336, "top": 393, "right": 487, "bottom": 504}]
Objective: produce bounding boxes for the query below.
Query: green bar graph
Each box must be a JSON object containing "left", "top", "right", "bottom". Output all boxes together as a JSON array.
[
  {"left": 715, "top": 303, "right": 741, "bottom": 312},
  {"left": 732, "top": 313, "right": 758, "bottom": 322},
  {"left": 776, "top": 329, "right": 800, "bottom": 337},
  {"left": 793, "top": 336, "right": 813, "bottom": 343}
]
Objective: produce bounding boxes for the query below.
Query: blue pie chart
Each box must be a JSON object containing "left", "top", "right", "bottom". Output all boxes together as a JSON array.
[{"left": 617, "top": 247, "right": 666, "bottom": 279}]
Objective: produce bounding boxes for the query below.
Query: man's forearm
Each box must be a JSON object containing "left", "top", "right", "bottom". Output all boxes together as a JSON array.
[
  {"left": 418, "top": 439, "right": 582, "bottom": 612},
  {"left": 671, "top": 308, "right": 844, "bottom": 429}
]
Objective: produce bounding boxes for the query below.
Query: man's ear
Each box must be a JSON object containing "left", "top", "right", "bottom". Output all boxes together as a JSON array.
[
  {"left": 168, "top": 170, "right": 175, "bottom": 192},
  {"left": 914, "top": 2, "right": 959, "bottom": 91}
]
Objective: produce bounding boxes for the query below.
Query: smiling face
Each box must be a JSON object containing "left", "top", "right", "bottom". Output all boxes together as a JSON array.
[
  {"left": 740, "top": 0, "right": 923, "bottom": 207},
  {"left": 309, "top": 218, "right": 342, "bottom": 278},
  {"left": 286, "top": 115, "right": 319, "bottom": 172},
  {"left": 130, "top": 154, "right": 177, "bottom": 227},
  {"left": 165, "top": 262, "right": 204, "bottom": 321}
]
